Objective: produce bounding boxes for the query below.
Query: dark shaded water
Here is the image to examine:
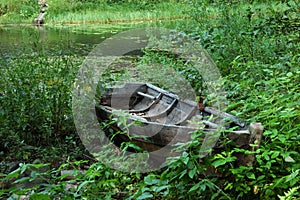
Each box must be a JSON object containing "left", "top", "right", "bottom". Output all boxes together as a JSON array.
[
  {"left": 0, "top": 24, "right": 131, "bottom": 57},
  {"left": 0, "top": 21, "right": 179, "bottom": 58}
]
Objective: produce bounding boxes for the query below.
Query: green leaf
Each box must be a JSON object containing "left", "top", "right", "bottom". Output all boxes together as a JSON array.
[
  {"left": 5, "top": 169, "right": 20, "bottom": 180},
  {"left": 20, "top": 163, "right": 27, "bottom": 174},
  {"left": 212, "top": 159, "right": 227, "bottom": 168},
  {"left": 179, "top": 169, "right": 187, "bottom": 179},
  {"left": 13, "top": 176, "right": 30, "bottom": 184},
  {"left": 189, "top": 182, "right": 201, "bottom": 193},
  {"left": 144, "top": 175, "right": 160, "bottom": 186},
  {"left": 257, "top": 175, "right": 265, "bottom": 181},
  {"left": 141, "top": 187, "right": 150, "bottom": 193},
  {"left": 76, "top": 180, "right": 94, "bottom": 194},
  {"left": 286, "top": 72, "right": 293, "bottom": 77},
  {"left": 31, "top": 163, "right": 50, "bottom": 169},
  {"left": 284, "top": 156, "right": 295, "bottom": 163},
  {"left": 105, "top": 170, "right": 110, "bottom": 179},
  {"left": 285, "top": 170, "right": 299, "bottom": 183},
  {"left": 188, "top": 168, "right": 197, "bottom": 179},
  {"left": 181, "top": 152, "right": 189, "bottom": 165},
  {"left": 121, "top": 142, "right": 143, "bottom": 152},
  {"left": 137, "top": 192, "right": 154, "bottom": 200},
  {"left": 271, "top": 151, "right": 280, "bottom": 159},
  {"left": 152, "top": 185, "right": 169, "bottom": 193},
  {"left": 246, "top": 172, "right": 256, "bottom": 179},
  {"left": 30, "top": 193, "right": 51, "bottom": 200}
]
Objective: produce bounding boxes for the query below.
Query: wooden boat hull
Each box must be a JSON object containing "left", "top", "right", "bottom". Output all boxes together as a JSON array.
[{"left": 95, "top": 82, "right": 263, "bottom": 166}]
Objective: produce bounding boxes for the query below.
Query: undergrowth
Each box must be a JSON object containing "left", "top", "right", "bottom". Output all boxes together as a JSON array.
[{"left": 0, "top": 0, "right": 299, "bottom": 199}]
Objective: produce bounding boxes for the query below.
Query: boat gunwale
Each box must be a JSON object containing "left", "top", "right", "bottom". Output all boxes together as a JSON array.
[
  {"left": 97, "top": 105, "right": 250, "bottom": 136},
  {"left": 96, "top": 82, "right": 250, "bottom": 135}
]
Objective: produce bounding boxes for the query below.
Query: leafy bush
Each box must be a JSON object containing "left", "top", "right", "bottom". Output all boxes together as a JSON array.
[
  {"left": 0, "top": 50, "right": 81, "bottom": 146},
  {"left": 0, "top": 0, "right": 38, "bottom": 18},
  {"left": 175, "top": 0, "right": 300, "bottom": 198}
]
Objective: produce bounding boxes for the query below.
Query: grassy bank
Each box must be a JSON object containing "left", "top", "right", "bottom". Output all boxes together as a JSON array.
[{"left": 0, "top": 0, "right": 187, "bottom": 24}]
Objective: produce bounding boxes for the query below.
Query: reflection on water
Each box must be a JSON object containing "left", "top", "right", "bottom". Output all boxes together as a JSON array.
[
  {"left": 0, "top": 24, "right": 125, "bottom": 56},
  {"left": 0, "top": 21, "right": 179, "bottom": 57}
]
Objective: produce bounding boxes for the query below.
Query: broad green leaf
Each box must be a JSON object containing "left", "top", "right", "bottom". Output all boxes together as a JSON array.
[
  {"left": 137, "top": 192, "right": 154, "bottom": 200},
  {"left": 284, "top": 156, "right": 295, "bottom": 163},
  {"left": 142, "top": 187, "right": 150, "bottom": 193},
  {"left": 271, "top": 151, "right": 280, "bottom": 159},
  {"left": 212, "top": 159, "right": 227, "bottom": 168},
  {"left": 152, "top": 185, "right": 169, "bottom": 193},
  {"left": 188, "top": 168, "right": 197, "bottom": 179},
  {"left": 144, "top": 175, "right": 160, "bottom": 185}
]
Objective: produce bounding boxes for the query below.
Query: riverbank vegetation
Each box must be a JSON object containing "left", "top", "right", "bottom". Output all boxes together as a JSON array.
[
  {"left": 1, "top": 0, "right": 299, "bottom": 199},
  {"left": 0, "top": 0, "right": 186, "bottom": 24}
]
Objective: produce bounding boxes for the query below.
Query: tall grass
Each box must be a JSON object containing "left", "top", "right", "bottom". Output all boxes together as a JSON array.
[
  {"left": 48, "top": 3, "right": 185, "bottom": 24},
  {"left": 0, "top": 1, "right": 187, "bottom": 24}
]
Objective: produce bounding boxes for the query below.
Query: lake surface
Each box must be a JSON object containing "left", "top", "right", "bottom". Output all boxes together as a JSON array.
[{"left": 0, "top": 21, "right": 180, "bottom": 57}]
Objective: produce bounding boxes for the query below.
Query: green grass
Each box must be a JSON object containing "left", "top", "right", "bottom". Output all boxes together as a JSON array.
[
  {"left": 48, "top": 2, "right": 185, "bottom": 24},
  {"left": 0, "top": 1, "right": 187, "bottom": 24}
]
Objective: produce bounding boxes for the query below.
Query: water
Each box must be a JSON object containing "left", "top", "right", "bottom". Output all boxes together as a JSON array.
[
  {"left": 0, "top": 21, "right": 180, "bottom": 57},
  {"left": 0, "top": 24, "right": 132, "bottom": 57}
]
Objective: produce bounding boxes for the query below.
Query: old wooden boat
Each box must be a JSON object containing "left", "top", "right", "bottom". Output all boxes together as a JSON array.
[{"left": 95, "top": 82, "right": 263, "bottom": 166}]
